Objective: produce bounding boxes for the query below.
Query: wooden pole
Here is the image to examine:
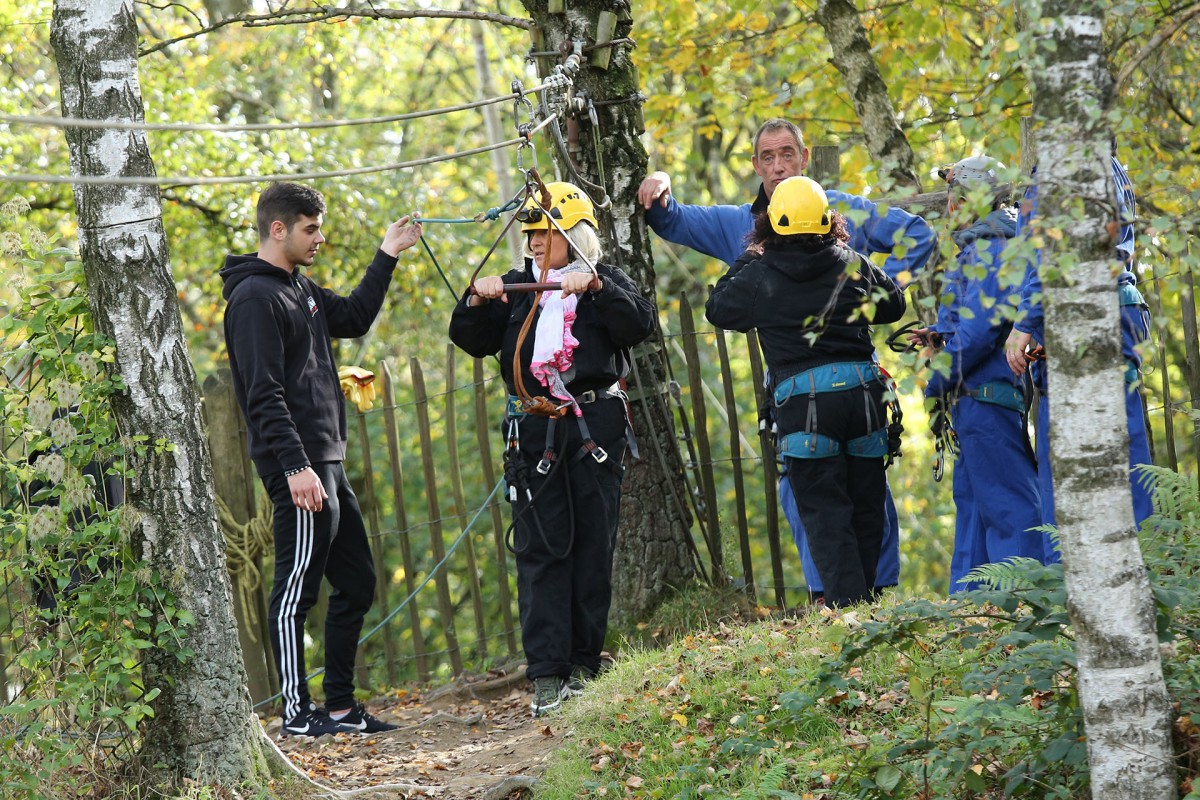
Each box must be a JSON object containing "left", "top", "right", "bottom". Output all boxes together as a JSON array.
[
  {"left": 679, "top": 293, "right": 724, "bottom": 583},
  {"left": 444, "top": 345, "right": 488, "bottom": 661},
  {"left": 747, "top": 331, "right": 786, "bottom": 610},
  {"left": 411, "top": 357, "right": 463, "bottom": 675},
  {"left": 474, "top": 358, "right": 518, "bottom": 655},
  {"left": 1143, "top": 281, "right": 1179, "bottom": 472},
  {"left": 809, "top": 144, "right": 841, "bottom": 189},
  {"left": 1179, "top": 256, "right": 1200, "bottom": 469},
  {"left": 354, "top": 406, "right": 398, "bottom": 686},
  {"left": 201, "top": 369, "right": 274, "bottom": 703},
  {"left": 379, "top": 361, "right": 429, "bottom": 682},
  {"left": 715, "top": 329, "right": 754, "bottom": 602}
]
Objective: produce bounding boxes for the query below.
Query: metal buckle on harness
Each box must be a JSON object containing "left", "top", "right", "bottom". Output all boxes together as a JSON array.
[
  {"left": 537, "top": 450, "right": 556, "bottom": 475},
  {"left": 588, "top": 444, "right": 608, "bottom": 463}
]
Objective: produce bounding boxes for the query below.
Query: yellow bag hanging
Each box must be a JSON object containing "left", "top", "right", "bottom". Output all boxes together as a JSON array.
[{"left": 338, "top": 365, "right": 377, "bottom": 413}]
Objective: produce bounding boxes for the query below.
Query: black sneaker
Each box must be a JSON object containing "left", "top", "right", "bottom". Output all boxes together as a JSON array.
[
  {"left": 531, "top": 676, "right": 568, "bottom": 717},
  {"left": 282, "top": 708, "right": 354, "bottom": 737},
  {"left": 565, "top": 665, "right": 594, "bottom": 697},
  {"left": 332, "top": 702, "right": 400, "bottom": 734}
]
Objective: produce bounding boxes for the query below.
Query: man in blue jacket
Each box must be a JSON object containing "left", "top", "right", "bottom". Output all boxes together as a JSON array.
[
  {"left": 921, "top": 156, "right": 1046, "bottom": 592},
  {"left": 638, "top": 118, "right": 935, "bottom": 603},
  {"left": 1003, "top": 154, "right": 1153, "bottom": 546},
  {"left": 221, "top": 182, "right": 422, "bottom": 736}
]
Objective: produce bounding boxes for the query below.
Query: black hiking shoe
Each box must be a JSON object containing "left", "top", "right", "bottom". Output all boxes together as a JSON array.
[
  {"left": 531, "top": 676, "right": 568, "bottom": 717},
  {"left": 282, "top": 708, "right": 354, "bottom": 737},
  {"left": 332, "top": 702, "right": 400, "bottom": 734},
  {"left": 565, "top": 665, "right": 594, "bottom": 697}
]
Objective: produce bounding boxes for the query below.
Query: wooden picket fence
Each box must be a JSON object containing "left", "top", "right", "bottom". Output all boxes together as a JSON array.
[
  {"left": 3, "top": 147, "right": 1199, "bottom": 713},
  {"left": 201, "top": 310, "right": 799, "bottom": 705}
]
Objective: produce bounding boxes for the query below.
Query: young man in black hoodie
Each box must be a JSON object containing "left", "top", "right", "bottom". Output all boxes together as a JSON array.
[{"left": 220, "top": 182, "right": 422, "bottom": 736}]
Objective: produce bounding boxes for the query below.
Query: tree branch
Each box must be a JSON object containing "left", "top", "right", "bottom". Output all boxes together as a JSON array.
[
  {"left": 138, "top": 5, "right": 533, "bottom": 58},
  {"left": 1113, "top": 1, "right": 1200, "bottom": 94}
]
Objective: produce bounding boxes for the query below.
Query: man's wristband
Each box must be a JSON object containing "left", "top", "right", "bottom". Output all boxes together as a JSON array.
[{"left": 284, "top": 466, "right": 309, "bottom": 478}]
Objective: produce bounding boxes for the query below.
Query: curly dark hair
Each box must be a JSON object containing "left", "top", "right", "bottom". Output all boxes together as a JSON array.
[{"left": 747, "top": 208, "right": 850, "bottom": 252}]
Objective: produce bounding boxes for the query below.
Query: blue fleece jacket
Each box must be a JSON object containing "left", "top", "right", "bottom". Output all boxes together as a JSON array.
[
  {"left": 925, "top": 207, "right": 1023, "bottom": 399},
  {"left": 645, "top": 183, "right": 936, "bottom": 284}
]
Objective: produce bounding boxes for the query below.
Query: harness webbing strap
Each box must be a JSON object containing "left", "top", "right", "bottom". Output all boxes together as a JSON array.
[
  {"left": 779, "top": 427, "right": 889, "bottom": 460},
  {"left": 959, "top": 380, "right": 1024, "bottom": 413}
]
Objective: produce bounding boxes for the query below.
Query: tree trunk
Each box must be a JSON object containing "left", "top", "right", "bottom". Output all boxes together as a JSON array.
[
  {"left": 813, "top": 0, "right": 920, "bottom": 191},
  {"left": 50, "top": 0, "right": 272, "bottom": 787},
  {"left": 520, "top": 0, "right": 699, "bottom": 627},
  {"left": 1030, "top": 4, "right": 1176, "bottom": 798}
]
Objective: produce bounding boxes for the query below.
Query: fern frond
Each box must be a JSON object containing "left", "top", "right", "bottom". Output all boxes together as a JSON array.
[{"left": 962, "top": 557, "right": 1046, "bottom": 591}]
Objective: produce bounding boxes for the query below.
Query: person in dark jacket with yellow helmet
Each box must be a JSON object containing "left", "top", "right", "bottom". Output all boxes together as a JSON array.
[
  {"left": 449, "top": 182, "right": 655, "bottom": 716},
  {"left": 706, "top": 176, "right": 906, "bottom": 608}
]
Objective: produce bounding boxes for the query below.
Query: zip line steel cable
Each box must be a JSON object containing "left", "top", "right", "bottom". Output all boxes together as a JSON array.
[
  {"left": 0, "top": 114, "right": 564, "bottom": 187},
  {"left": 0, "top": 79, "right": 568, "bottom": 133},
  {"left": 251, "top": 477, "right": 504, "bottom": 711}
]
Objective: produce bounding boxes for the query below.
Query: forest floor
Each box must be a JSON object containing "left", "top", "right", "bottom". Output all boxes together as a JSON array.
[{"left": 272, "top": 663, "right": 560, "bottom": 799}]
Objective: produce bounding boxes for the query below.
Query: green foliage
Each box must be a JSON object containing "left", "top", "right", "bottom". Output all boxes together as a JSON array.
[
  {"left": 538, "top": 475, "right": 1200, "bottom": 797},
  {"left": 0, "top": 206, "right": 193, "bottom": 798}
]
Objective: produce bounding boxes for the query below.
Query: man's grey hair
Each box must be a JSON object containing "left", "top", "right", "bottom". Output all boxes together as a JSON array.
[{"left": 752, "top": 119, "right": 806, "bottom": 158}]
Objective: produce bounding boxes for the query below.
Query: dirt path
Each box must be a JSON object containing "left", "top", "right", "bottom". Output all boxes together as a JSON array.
[{"left": 274, "top": 665, "right": 563, "bottom": 799}]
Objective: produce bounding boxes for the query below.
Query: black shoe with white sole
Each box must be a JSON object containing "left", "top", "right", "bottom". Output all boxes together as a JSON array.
[
  {"left": 531, "top": 676, "right": 569, "bottom": 717},
  {"left": 332, "top": 702, "right": 400, "bottom": 734},
  {"left": 282, "top": 708, "right": 354, "bottom": 737}
]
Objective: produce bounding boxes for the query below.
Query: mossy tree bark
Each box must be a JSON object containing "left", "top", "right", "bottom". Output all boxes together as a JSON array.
[
  {"left": 520, "top": 0, "right": 700, "bottom": 628},
  {"left": 50, "top": 0, "right": 272, "bottom": 787},
  {"left": 813, "top": 0, "right": 921, "bottom": 191}
]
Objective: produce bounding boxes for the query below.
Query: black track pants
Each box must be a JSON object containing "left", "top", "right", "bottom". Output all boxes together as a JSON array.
[
  {"left": 263, "top": 462, "right": 376, "bottom": 721},
  {"left": 509, "top": 400, "right": 627, "bottom": 680},
  {"left": 778, "top": 380, "right": 887, "bottom": 608}
]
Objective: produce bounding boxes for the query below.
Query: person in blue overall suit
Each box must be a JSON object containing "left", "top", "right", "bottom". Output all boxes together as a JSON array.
[
  {"left": 918, "top": 156, "right": 1046, "bottom": 592},
  {"left": 638, "top": 118, "right": 936, "bottom": 602},
  {"left": 1003, "top": 153, "right": 1153, "bottom": 553},
  {"left": 705, "top": 176, "right": 907, "bottom": 607}
]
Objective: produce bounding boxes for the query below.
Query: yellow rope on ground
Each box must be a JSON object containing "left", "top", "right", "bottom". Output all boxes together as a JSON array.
[{"left": 216, "top": 496, "right": 274, "bottom": 642}]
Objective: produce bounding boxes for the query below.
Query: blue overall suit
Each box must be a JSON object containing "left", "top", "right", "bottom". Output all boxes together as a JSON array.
[
  {"left": 647, "top": 185, "right": 935, "bottom": 595},
  {"left": 926, "top": 208, "right": 1046, "bottom": 592},
  {"left": 1012, "top": 158, "right": 1153, "bottom": 554}
]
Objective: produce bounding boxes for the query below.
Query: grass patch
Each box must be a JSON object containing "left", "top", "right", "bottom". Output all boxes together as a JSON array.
[{"left": 538, "top": 467, "right": 1200, "bottom": 799}]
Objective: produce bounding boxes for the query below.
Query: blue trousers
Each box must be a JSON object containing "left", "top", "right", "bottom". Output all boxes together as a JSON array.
[
  {"left": 949, "top": 397, "right": 1045, "bottom": 592},
  {"left": 780, "top": 475, "right": 900, "bottom": 595},
  {"left": 1036, "top": 380, "right": 1154, "bottom": 562}
]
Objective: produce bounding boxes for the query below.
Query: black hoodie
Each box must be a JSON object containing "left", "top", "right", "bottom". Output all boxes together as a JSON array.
[
  {"left": 219, "top": 249, "right": 397, "bottom": 476},
  {"left": 705, "top": 241, "right": 906, "bottom": 383},
  {"left": 448, "top": 260, "right": 656, "bottom": 397}
]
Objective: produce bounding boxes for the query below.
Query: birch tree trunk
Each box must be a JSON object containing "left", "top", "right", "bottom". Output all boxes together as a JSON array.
[
  {"left": 521, "top": 0, "right": 699, "bottom": 627},
  {"left": 50, "top": 0, "right": 272, "bottom": 786},
  {"left": 1030, "top": 3, "right": 1176, "bottom": 797},
  {"left": 813, "top": 0, "right": 920, "bottom": 190}
]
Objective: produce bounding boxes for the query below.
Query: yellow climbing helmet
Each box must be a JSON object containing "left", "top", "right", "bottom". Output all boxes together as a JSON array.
[
  {"left": 768, "top": 176, "right": 831, "bottom": 235},
  {"left": 518, "top": 182, "right": 597, "bottom": 233}
]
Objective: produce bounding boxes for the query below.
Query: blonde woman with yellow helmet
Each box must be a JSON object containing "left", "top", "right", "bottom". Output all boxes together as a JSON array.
[
  {"left": 449, "top": 182, "right": 655, "bottom": 716},
  {"left": 706, "top": 176, "right": 906, "bottom": 609}
]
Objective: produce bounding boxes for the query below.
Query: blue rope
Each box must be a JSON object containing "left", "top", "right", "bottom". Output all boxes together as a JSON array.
[
  {"left": 419, "top": 194, "right": 525, "bottom": 224},
  {"left": 252, "top": 478, "right": 505, "bottom": 711}
]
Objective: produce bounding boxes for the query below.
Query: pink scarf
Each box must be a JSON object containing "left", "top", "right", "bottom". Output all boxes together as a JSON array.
[{"left": 530, "top": 264, "right": 589, "bottom": 411}]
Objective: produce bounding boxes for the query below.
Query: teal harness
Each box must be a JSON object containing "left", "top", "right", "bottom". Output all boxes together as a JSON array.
[
  {"left": 958, "top": 380, "right": 1025, "bottom": 412},
  {"left": 774, "top": 361, "right": 891, "bottom": 460}
]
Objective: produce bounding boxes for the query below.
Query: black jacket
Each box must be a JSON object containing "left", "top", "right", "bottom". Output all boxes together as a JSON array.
[
  {"left": 449, "top": 261, "right": 656, "bottom": 397},
  {"left": 220, "top": 249, "right": 397, "bottom": 476},
  {"left": 705, "top": 241, "right": 906, "bottom": 382}
]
